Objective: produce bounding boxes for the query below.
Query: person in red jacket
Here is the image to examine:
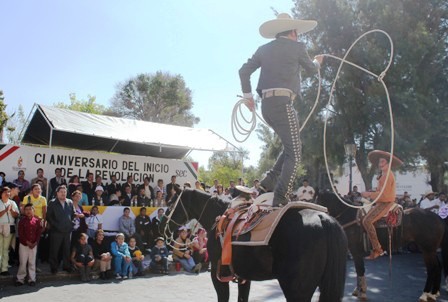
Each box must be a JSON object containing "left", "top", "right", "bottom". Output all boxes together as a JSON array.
[{"left": 16, "top": 204, "right": 42, "bottom": 286}]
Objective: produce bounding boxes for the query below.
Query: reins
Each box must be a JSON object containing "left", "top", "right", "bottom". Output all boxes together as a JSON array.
[{"left": 162, "top": 189, "right": 213, "bottom": 251}]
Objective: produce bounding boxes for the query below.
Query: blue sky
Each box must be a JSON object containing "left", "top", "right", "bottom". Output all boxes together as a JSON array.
[{"left": 0, "top": 0, "right": 295, "bottom": 168}]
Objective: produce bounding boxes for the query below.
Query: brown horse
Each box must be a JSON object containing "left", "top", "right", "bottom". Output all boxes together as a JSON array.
[{"left": 317, "top": 192, "right": 448, "bottom": 302}]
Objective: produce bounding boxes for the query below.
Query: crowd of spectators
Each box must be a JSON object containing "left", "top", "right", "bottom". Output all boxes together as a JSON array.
[{"left": 0, "top": 168, "right": 216, "bottom": 286}]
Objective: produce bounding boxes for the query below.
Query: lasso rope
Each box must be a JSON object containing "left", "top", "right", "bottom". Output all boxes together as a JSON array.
[
  {"left": 323, "top": 29, "right": 395, "bottom": 209},
  {"left": 231, "top": 70, "right": 321, "bottom": 143}
]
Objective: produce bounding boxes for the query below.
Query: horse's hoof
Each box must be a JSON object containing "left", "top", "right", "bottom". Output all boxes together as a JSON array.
[
  {"left": 352, "top": 288, "right": 359, "bottom": 297},
  {"left": 427, "top": 292, "right": 437, "bottom": 302},
  {"left": 418, "top": 292, "right": 429, "bottom": 302},
  {"left": 358, "top": 292, "right": 368, "bottom": 301}
]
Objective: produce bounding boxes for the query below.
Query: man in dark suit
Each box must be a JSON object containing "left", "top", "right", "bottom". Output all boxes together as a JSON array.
[
  {"left": 46, "top": 185, "right": 76, "bottom": 274},
  {"left": 82, "top": 172, "right": 95, "bottom": 203},
  {"left": 49, "top": 168, "right": 67, "bottom": 199},
  {"left": 107, "top": 175, "right": 121, "bottom": 197},
  {"left": 239, "top": 13, "right": 323, "bottom": 207},
  {"left": 165, "top": 175, "right": 180, "bottom": 202},
  {"left": 122, "top": 175, "right": 136, "bottom": 196}
]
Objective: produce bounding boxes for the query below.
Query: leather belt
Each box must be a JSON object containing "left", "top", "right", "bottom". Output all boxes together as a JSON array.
[{"left": 262, "top": 90, "right": 296, "bottom": 100}]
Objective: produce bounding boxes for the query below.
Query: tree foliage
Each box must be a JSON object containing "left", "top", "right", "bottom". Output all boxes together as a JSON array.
[
  {"left": 5, "top": 105, "right": 26, "bottom": 144},
  {"left": 54, "top": 93, "right": 106, "bottom": 114},
  {"left": 110, "top": 71, "right": 200, "bottom": 127},
  {"left": 0, "top": 90, "right": 9, "bottom": 143}
]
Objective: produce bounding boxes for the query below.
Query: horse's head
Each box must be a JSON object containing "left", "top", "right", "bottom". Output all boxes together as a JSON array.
[{"left": 159, "top": 188, "right": 228, "bottom": 242}]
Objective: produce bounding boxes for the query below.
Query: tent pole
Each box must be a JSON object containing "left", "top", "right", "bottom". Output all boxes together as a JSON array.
[{"left": 49, "top": 128, "right": 53, "bottom": 147}]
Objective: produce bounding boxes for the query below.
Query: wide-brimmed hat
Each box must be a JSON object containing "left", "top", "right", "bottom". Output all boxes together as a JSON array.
[
  {"left": 259, "top": 13, "right": 317, "bottom": 39},
  {"left": 424, "top": 190, "right": 435, "bottom": 198},
  {"left": 368, "top": 150, "right": 403, "bottom": 169}
]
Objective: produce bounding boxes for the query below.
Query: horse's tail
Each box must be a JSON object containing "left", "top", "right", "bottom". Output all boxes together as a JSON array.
[
  {"left": 319, "top": 215, "right": 348, "bottom": 302},
  {"left": 441, "top": 222, "right": 448, "bottom": 279}
]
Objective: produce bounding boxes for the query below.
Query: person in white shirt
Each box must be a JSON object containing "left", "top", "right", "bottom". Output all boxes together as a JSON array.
[
  {"left": 209, "top": 179, "right": 219, "bottom": 196},
  {"left": 86, "top": 206, "right": 103, "bottom": 239},
  {"left": 419, "top": 191, "right": 440, "bottom": 214},
  {"left": 295, "top": 179, "right": 315, "bottom": 202}
]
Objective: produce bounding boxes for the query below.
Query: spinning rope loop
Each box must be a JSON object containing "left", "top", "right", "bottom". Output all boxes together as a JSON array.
[
  {"left": 232, "top": 29, "right": 395, "bottom": 209},
  {"left": 323, "top": 29, "right": 395, "bottom": 209}
]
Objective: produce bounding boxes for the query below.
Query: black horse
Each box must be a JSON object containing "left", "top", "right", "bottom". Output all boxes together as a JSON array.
[
  {"left": 317, "top": 191, "right": 448, "bottom": 301},
  {"left": 161, "top": 189, "right": 347, "bottom": 302}
]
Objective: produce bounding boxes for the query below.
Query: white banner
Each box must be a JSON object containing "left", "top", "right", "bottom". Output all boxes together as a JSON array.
[{"left": 0, "top": 144, "right": 198, "bottom": 187}]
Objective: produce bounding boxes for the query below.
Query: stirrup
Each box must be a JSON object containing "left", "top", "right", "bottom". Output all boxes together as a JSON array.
[{"left": 216, "top": 260, "right": 236, "bottom": 283}]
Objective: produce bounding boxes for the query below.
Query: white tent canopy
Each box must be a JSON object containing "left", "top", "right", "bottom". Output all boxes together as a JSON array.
[{"left": 21, "top": 104, "right": 239, "bottom": 159}]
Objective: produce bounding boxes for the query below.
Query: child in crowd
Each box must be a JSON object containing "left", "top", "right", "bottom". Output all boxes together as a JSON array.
[
  {"left": 71, "top": 233, "right": 95, "bottom": 282},
  {"left": 128, "top": 237, "right": 145, "bottom": 276},
  {"left": 111, "top": 233, "right": 131, "bottom": 280},
  {"left": 86, "top": 206, "right": 103, "bottom": 239},
  {"left": 150, "top": 237, "right": 169, "bottom": 274},
  {"left": 91, "top": 230, "right": 112, "bottom": 280},
  {"left": 16, "top": 204, "right": 42, "bottom": 286}
]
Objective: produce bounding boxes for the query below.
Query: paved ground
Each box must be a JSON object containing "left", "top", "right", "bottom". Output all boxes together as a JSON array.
[{"left": 0, "top": 253, "right": 447, "bottom": 301}]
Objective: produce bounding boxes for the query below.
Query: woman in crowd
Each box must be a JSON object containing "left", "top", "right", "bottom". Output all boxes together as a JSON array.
[
  {"left": 173, "top": 226, "right": 201, "bottom": 273},
  {"left": 71, "top": 190, "right": 87, "bottom": 249},
  {"left": 110, "top": 233, "right": 131, "bottom": 280},
  {"left": 91, "top": 230, "right": 112, "bottom": 280},
  {"left": 118, "top": 207, "right": 136, "bottom": 241},
  {"left": 71, "top": 233, "right": 94, "bottom": 282},
  {"left": 0, "top": 186, "right": 19, "bottom": 276},
  {"left": 76, "top": 185, "right": 89, "bottom": 206},
  {"left": 192, "top": 227, "right": 208, "bottom": 271},
  {"left": 68, "top": 175, "right": 81, "bottom": 196}
]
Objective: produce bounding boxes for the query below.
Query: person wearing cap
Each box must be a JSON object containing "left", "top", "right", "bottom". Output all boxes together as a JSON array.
[
  {"left": 361, "top": 150, "right": 403, "bottom": 260},
  {"left": 92, "top": 186, "right": 106, "bottom": 206},
  {"left": 150, "top": 237, "right": 169, "bottom": 274},
  {"left": 419, "top": 191, "right": 440, "bottom": 214},
  {"left": 239, "top": 13, "right": 324, "bottom": 207},
  {"left": 46, "top": 185, "right": 76, "bottom": 273}
]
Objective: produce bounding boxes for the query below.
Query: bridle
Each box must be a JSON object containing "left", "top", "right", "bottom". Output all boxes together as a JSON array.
[{"left": 161, "top": 188, "right": 213, "bottom": 250}]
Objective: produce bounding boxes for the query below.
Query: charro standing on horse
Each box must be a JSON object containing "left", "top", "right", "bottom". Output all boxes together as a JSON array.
[
  {"left": 239, "top": 13, "right": 324, "bottom": 207},
  {"left": 361, "top": 150, "right": 403, "bottom": 260}
]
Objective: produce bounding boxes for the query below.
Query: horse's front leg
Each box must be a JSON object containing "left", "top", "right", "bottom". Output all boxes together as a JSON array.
[
  {"left": 348, "top": 233, "right": 367, "bottom": 300},
  {"left": 211, "top": 263, "right": 230, "bottom": 302},
  {"left": 237, "top": 279, "right": 251, "bottom": 302}
]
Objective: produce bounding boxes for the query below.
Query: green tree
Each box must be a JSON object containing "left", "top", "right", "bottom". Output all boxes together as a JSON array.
[
  {"left": 5, "top": 105, "right": 26, "bottom": 144},
  {"left": 0, "top": 90, "right": 9, "bottom": 143},
  {"left": 110, "top": 71, "right": 200, "bottom": 127},
  {"left": 54, "top": 93, "right": 106, "bottom": 114},
  {"left": 294, "top": 0, "right": 448, "bottom": 191}
]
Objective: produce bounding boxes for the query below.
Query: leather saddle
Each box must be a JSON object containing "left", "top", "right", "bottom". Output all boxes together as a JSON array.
[{"left": 215, "top": 195, "right": 328, "bottom": 282}]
